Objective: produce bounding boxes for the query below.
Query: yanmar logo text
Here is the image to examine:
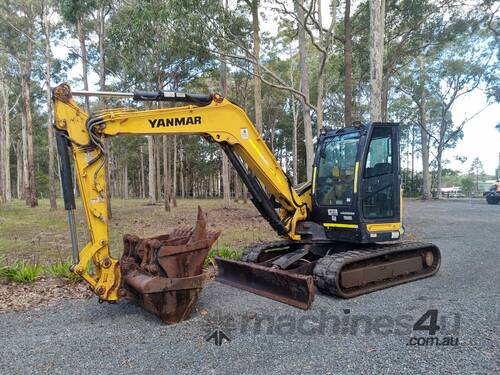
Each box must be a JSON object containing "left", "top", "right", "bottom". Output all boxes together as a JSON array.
[{"left": 148, "top": 117, "right": 201, "bottom": 128}]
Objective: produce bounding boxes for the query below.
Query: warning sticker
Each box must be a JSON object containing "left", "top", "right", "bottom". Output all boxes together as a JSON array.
[{"left": 241, "top": 128, "right": 249, "bottom": 139}]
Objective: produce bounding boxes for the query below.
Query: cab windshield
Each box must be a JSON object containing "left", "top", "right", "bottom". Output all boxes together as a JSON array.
[{"left": 316, "top": 132, "right": 360, "bottom": 206}]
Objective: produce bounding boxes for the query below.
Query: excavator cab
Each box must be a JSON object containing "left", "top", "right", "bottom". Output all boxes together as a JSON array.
[{"left": 310, "top": 123, "right": 402, "bottom": 243}]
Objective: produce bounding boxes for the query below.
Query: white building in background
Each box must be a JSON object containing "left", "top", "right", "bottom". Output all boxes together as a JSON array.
[{"left": 440, "top": 186, "right": 465, "bottom": 198}]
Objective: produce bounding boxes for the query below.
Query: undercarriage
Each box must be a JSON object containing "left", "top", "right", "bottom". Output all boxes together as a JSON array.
[{"left": 216, "top": 240, "right": 441, "bottom": 309}]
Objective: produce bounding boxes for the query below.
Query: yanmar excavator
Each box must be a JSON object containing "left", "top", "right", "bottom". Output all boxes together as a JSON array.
[{"left": 53, "top": 83, "right": 440, "bottom": 322}]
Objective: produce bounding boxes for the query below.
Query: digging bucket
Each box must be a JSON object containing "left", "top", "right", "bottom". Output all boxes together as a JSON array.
[{"left": 120, "top": 206, "right": 220, "bottom": 324}]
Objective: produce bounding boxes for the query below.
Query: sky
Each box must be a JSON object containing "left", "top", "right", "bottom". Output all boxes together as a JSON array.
[
  {"left": 51, "top": 1, "right": 500, "bottom": 176},
  {"left": 447, "top": 90, "right": 499, "bottom": 176}
]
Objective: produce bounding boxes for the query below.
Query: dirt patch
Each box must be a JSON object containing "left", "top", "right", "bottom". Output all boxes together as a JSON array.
[
  {"left": 0, "top": 266, "right": 218, "bottom": 314},
  {"left": 0, "top": 278, "right": 93, "bottom": 313}
]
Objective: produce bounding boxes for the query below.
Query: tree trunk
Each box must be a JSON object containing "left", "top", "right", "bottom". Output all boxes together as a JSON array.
[
  {"left": 295, "top": 0, "right": 314, "bottom": 179},
  {"left": 148, "top": 136, "right": 156, "bottom": 203},
  {"left": 21, "top": 109, "right": 27, "bottom": 200},
  {"left": 21, "top": 34, "right": 37, "bottom": 207},
  {"left": 172, "top": 135, "right": 177, "bottom": 207},
  {"left": 179, "top": 141, "right": 185, "bottom": 198},
  {"left": 221, "top": 153, "right": 230, "bottom": 208},
  {"left": 292, "top": 112, "right": 299, "bottom": 185},
  {"left": 220, "top": 14, "right": 231, "bottom": 209},
  {"left": 155, "top": 137, "right": 161, "bottom": 201},
  {"left": 344, "top": 0, "right": 353, "bottom": 127},
  {"left": 435, "top": 119, "right": 447, "bottom": 198},
  {"left": 289, "top": 48, "right": 299, "bottom": 185},
  {"left": 22, "top": 77, "right": 36, "bottom": 207},
  {"left": 369, "top": 0, "right": 385, "bottom": 122},
  {"left": 410, "top": 125, "right": 415, "bottom": 197},
  {"left": 418, "top": 56, "right": 431, "bottom": 200},
  {"left": 140, "top": 144, "right": 145, "bottom": 199},
  {"left": 97, "top": 6, "right": 106, "bottom": 93},
  {"left": 420, "top": 121, "right": 431, "bottom": 199},
  {"left": 16, "top": 141, "right": 22, "bottom": 199},
  {"left": 315, "top": 0, "right": 325, "bottom": 135},
  {"left": 234, "top": 169, "right": 241, "bottom": 202},
  {"left": 0, "top": 70, "right": 11, "bottom": 201},
  {"left": 242, "top": 183, "right": 248, "bottom": 203},
  {"left": 43, "top": 4, "right": 57, "bottom": 210},
  {"left": 436, "top": 145, "right": 443, "bottom": 198},
  {"left": 123, "top": 160, "right": 128, "bottom": 199},
  {"left": 251, "top": 0, "right": 263, "bottom": 132},
  {"left": 163, "top": 135, "right": 171, "bottom": 211},
  {"left": 316, "top": 66, "right": 325, "bottom": 135},
  {"left": 76, "top": 18, "right": 90, "bottom": 113},
  {"left": 381, "top": 73, "right": 390, "bottom": 121}
]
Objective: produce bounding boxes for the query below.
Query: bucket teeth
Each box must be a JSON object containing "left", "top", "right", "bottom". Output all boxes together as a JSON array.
[{"left": 120, "top": 206, "right": 220, "bottom": 324}]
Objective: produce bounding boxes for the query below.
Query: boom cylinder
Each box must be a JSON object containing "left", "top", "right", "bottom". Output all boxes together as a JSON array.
[{"left": 70, "top": 89, "right": 212, "bottom": 105}]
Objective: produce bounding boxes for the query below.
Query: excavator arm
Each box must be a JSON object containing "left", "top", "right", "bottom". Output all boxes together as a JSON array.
[{"left": 52, "top": 83, "right": 308, "bottom": 302}]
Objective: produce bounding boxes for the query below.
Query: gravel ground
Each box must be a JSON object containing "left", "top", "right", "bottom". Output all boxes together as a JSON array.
[{"left": 0, "top": 200, "right": 499, "bottom": 375}]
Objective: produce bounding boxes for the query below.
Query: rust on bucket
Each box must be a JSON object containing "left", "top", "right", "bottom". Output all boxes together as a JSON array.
[{"left": 120, "top": 206, "right": 220, "bottom": 324}]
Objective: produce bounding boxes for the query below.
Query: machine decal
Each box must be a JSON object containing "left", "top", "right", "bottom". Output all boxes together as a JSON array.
[{"left": 149, "top": 116, "right": 201, "bottom": 128}]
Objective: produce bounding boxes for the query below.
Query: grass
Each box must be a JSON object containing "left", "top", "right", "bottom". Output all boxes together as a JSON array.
[
  {"left": 0, "top": 256, "right": 81, "bottom": 283},
  {"left": 44, "top": 258, "right": 80, "bottom": 281},
  {"left": 205, "top": 245, "right": 241, "bottom": 266},
  {"left": 0, "top": 258, "right": 43, "bottom": 283}
]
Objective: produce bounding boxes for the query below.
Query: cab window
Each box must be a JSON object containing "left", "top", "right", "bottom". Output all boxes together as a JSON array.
[
  {"left": 362, "top": 127, "right": 395, "bottom": 219},
  {"left": 316, "top": 132, "right": 360, "bottom": 206},
  {"left": 364, "top": 127, "right": 392, "bottom": 178}
]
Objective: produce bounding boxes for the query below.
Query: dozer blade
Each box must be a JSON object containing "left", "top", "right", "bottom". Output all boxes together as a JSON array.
[
  {"left": 215, "top": 257, "right": 315, "bottom": 309},
  {"left": 120, "top": 206, "right": 220, "bottom": 324}
]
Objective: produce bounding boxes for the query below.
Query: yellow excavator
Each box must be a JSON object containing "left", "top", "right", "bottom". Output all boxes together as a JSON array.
[{"left": 53, "top": 83, "right": 440, "bottom": 320}]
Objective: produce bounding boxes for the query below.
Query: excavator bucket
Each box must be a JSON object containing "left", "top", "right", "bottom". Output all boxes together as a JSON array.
[
  {"left": 119, "top": 207, "right": 220, "bottom": 324},
  {"left": 215, "top": 258, "right": 315, "bottom": 309}
]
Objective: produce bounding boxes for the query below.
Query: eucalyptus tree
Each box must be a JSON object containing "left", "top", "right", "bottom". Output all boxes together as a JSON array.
[
  {"left": 0, "top": 0, "right": 40, "bottom": 207},
  {"left": 106, "top": 0, "right": 213, "bottom": 205},
  {"left": 58, "top": 0, "right": 96, "bottom": 112}
]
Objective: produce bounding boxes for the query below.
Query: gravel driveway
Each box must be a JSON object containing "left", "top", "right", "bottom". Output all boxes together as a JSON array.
[{"left": 1, "top": 200, "right": 499, "bottom": 375}]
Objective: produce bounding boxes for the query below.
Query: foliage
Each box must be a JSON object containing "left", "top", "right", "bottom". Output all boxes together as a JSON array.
[
  {"left": 0, "top": 259, "right": 43, "bottom": 283},
  {"left": 468, "top": 157, "right": 485, "bottom": 178},
  {"left": 205, "top": 245, "right": 240, "bottom": 267},
  {"left": 461, "top": 176, "right": 474, "bottom": 195},
  {"left": 468, "top": 157, "right": 485, "bottom": 192},
  {"left": 402, "top": 169, "right": 423, "bottom": 197},
  {"left": 44, "top": 258, "right": 80, "bottom": 280}
]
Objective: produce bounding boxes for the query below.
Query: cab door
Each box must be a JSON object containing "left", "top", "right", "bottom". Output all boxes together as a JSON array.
[{"left": 360, "top": 123, "right": 400, "bottom": 223}]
